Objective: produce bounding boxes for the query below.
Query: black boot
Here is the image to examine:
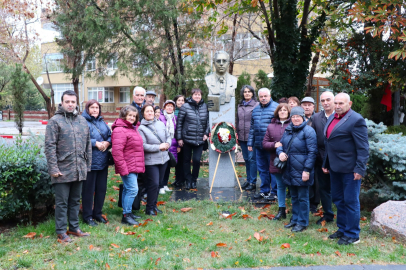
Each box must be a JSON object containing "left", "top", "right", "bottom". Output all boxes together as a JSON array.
[
  {"left": 191, "top": 178, "right": 197, "bottom": 189},
  {"left": 241, "top": 181, "right": 250, "bottom": 189},
  {"left": 273, "top": 207, "right": 286, "bottom": 220},
  {"left": 185, "top": 179, "right": 192, "bottom": 190}
]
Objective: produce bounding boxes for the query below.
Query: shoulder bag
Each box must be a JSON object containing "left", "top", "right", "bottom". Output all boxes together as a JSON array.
[
  {"left": 145, "top": 125, "right": 177, "bottom": 167},
  {"left": 273, "top": 132, "right": 298, "bottom": 170}
]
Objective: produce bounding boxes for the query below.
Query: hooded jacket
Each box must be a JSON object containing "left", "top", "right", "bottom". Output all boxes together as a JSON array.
[
  {"left": 262, "top": 117, "right": 291, "bottom": 174},
  {"left": 138, "top": 118, "right": 172, "bottom": 166},
  {"left": 111, "top": 118, "right": 145, "bottom": 176},
  {"left": 45, "top": 105, "right": 92, "bottom": 184},
  {"left": 176, "top": 97, "right": 209, "bottom": 146},
  {"left": 236, "top": 99, "right": 259, "bottom": 141},
  {"left": 276, "top": 121, "right": 318, "bottom": 186},
  {"left": 82, "top": 110, "right": 112, "bottom": 170}
]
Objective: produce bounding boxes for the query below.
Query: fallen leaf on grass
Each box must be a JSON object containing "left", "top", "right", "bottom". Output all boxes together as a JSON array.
[
  {"left": 258, "top": 213, "right": 275, "bottom": 220},
  {"left": 101, "top": 214, "right": 108, "bottom": 221},
  {"left": 115, "top": 226, "right": 120, "bottom": 233},
  {"left": 226, "top": 212, "right": 237, "bottom": 219},
  {"left": 254, "top": 232, "right": 263, "bottom": 242},
  {"left": 89, "top": 245, "right": 94, "bottom": 250},
  {"left": 262, "top": 204, "right": 271, "bottom": 209},
  {"left": 39, "top": 233, "right": 43, "bottom": 238},
  {"left": 156, "top": 201, "right": 166, "bottom": 205},
  {"left": 347, "top": 253, "right": 356, "bottom": 256},
  {"left": 23, "top": 232, "right": 36, "bottom": 239},
  {"left": 110, "top": 198, "right": 117, "bottom": 202},
  {"left": 125, "top": 248, "right": 132, "bottom": 252},
  {"left": 155, "top": 258, "right": 161, "bottom": 265},
  {"left": 245, "top": 236, "right": 251, "bottom": 241},
  {"left": 317, "top": 252, "right": 321, "bottom": 256},
  {"left": 313, "top": 209, "right": 323, "bottom": 216},
  {"left": 183, "top": 258, "right": 191, "bottom": 263},
  {"left": 105, "top": 263, "right": 110, "bottom": 269},
  {"left": 206, "top": 221, "right": 213, "bottom": 226},
  {"left": 141, "top": 201, "right": 147, "bottom": 206},
  {"left": 112, "top": 186, "right": 120, "bottom": 191},
  {"left": 360, "top": 217, "right": 367, "bottom": 221},
  {"left": 145, "top": 219, "right": 153, "bottom": 222},
  {"left": 115, "top": 180, "right": 122, "bottom": 183},
  {"left": 335, "top": 251, "right": 342, "bottom": 257},
  {"left": 321, "top": 220, "right": 326, "bottom": 227},
  {"left": 216, "top": 243, "right": 227, "bottom": 247},
  {"left": 111, "top": 243, "right": 120, "bottom": 248},
  {"left": 189, "top": 189, "right": 197, "bottom": 191},
  {"left": 317, "top": 228, "right": 328, "bottom": 232},
  {"left": 259, "top": 229, "right": 266, "bottom": 233},
  {"left": 238, "top": 206, "right": 245, "bottom": 211},
  {"left": 281, "top": 243, "right": 290, "bottom": 249},
  {"left": 242, "top": 214, "right": 253, "bottom": 220},
  {"left": 181, "top": 207, "right": 193, "bottom": 212},
  {"left": 322, "top": 237, "right": 328, "bottom": 241},
  {"left": 22, "top": 250, "right": 28, "bottom": 254},
  {"left": 114, "top": 173, "right": 120, "bottom": 176},
  {"left": 303, "top": 242, "right": 308, "bottom": 246}
]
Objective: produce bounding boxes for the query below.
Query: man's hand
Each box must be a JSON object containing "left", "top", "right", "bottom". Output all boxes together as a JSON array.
[
  {"left": 279, "top": 152, "right": 288, "bottom": 162},
  {"left": 322, "top": 168, "right": 329, "bottom": 174},
  {"left": 248, "top": 146, "right": 253, "bottom": 151},
  {"left": 52, "top": 172, "right": 63, "bottom": 178},
  {"left": 178, "top": 140, "right": 184, "bottom": 147},
  {"left": 354, "top": 172, "right": 362, "bottom": 180},
  {"left": 302, "top": 171, "right": 310, "bottom": 181},
  {"left": 275, "top": 142, "right": 282, "bottom": 148},
  {"left": 203, "top": 135, "right": 208, "bottom": 141}
]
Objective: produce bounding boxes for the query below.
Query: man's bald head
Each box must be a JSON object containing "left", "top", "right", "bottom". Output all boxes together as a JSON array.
[{"left": 334, "top": 92, "right": 352, "bottom": 115}]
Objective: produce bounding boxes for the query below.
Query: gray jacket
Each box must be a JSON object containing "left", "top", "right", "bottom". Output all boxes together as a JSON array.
[
  {"left": 139, "top": 119, "right": 171, "bottom": 166},
  {"left": 236, "top": 99, "right": 258, "bottom": 141}
]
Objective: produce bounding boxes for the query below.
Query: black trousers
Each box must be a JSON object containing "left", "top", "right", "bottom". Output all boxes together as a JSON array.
[
  {"left": 145, "top": 162, "right": 168, "bottom": 212},
  {"left": 309, "top": 166, "right": 321, "bottom": 210},
  {"left": 182, "top": 143, "right": 204, "bottom": 182},
  {"left": 81, "top": 167, "right": 108, "bottom": 221},
  {"left": 160, "top": 165, "right": 171, "bottom": 188},
  {"left": 175, "top": 149, "right": 185, "bottom": 184},
  {"left": 54, "top": 181, "right": 82, "bottom": 234}
]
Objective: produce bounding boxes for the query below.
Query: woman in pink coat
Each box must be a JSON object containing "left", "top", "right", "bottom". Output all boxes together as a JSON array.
[{"left": 112, "top": 105, "right": 145, "bottom": 226}]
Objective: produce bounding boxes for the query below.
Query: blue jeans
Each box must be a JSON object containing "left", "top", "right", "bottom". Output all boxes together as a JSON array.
[
  {"left": 315, "top": 165, "right": 334, "bottom": 220},
  {"left": 290, "top": 185, "right": 310, "bottom": 226},
  {"left": 240, "top": 141, "right": 257, "bottom": 184},
  {"left": 330, "top": 170, "right": 361, "bottom": 238},
  {"left": 121, "top": 173, "right": 138, "bottom": 215},
  {"left": 256, "top": 148, "right": 277, "bottom": 195},
  {"left": 272, "top": 173, "right": 285, "bottom": 207}
]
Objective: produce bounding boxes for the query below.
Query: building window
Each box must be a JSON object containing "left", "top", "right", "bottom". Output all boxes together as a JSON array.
[
  {"left": 42, "top": 53, "right": 64, "bottom": 73},
  {"left": 86, "top": 57, "right": 96, "bottom": 71},
  {"left": 218, "top": 32, "right": 268, "bottom": 60},
  {"left": 88, "top": 87, "right": 114, "bottom": 103},
  {"left": 119, "top": 87, "right": 130, "bottom": 103},
  {"left": 107, "top": 55, "right": 118, "bottom": 70},
  {"left": 43, "top": 83, "right": 74, "bottom": 104}
]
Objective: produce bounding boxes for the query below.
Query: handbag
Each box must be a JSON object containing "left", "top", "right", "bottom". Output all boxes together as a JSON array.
[
  {"left": 273, "top": 132, "right": 298, "bottom": 170},
  {"left": 117, "top": 184, "right": 141, "bottom": 210},
  {"left": 91, "top": 122, "right": 114, "bottom": 166},
  {"left": 145, "top": 125, "right": 177, "bottom": 167}
]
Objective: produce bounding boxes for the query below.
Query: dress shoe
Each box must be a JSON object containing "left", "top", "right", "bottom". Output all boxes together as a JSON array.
[
  {"left": 146, "top": 210, "right": 157, "bottom": 216},
  {"left": 154, "top": 207, "right": 163, "bottom": 214},
  {"left": 273, "top": 207, "right": 286, "bottom": 220},
  {"left": 253, "top": 192, "right": 270, "bottom": 200},
  {"left": 310, "top": 206, "right": 318, "bottom": 214},
  {"left": 67, "top": 229, "right": 90, "bottom": 237},
  {"left": 316, "top": 216, "right": 334, "bottom": 225},
  {"left": 268, "top": 194, "right": 277, "bottom": 202},
  {"left": 328, "top": 230, "right": 344, "bottom": 239},
  {"left": 185, "top": 180, "right": 192, "bottom": 190},
  {"left": 284, "top": 221, "right": 297, "bottom": 229},
  {"left": 338, "top": 236, "right": 360, "bottom": 245},
  {"left": 172, "top": 181, "right": 183, "bottom": 188},
  {"left": 94, "top": 216, "right": 108, "bottom": 224},
  {"left": 244, "top": 184, "right": 256, "bottom": 191},
  {"left": 129, "top": 213, "right": 141, "bottom": 219},
  {"left": 57, "top": 233, "right": 72, "bottom": 243},
  {"left": 191, "top": 180, "right": 197, "bottom": 189},
  {"left": 241, "top": 181, "right": 250, "bottom": 189},
  {"left": 121, "top": 215, "right": 139, "bottom": 225},
  {"left": 291, "top": 224, "right": 307, "bottom": 232},
  {"left": 84, "top": 219, "right": 98, "bottom": 226}
]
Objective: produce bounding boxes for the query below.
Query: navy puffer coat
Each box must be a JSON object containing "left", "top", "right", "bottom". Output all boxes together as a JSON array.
[
  {"left": 247, "top": 99, "right": 279, "bottom": 149},
  {"left": 276, "top": 121, "right": 318, "bottom": 186},
  {"left": 82, "top": 110, "right": 112, "bottom": 170}
]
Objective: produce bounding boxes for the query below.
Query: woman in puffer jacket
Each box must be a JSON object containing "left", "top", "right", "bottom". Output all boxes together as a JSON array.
[
  {"left": 112, "top": 105, "right": 145, "bottom": 226},
  {"left": 158, "top": 100, "right": 178, "bottom": 194},
  {"left": 262, "top": 103, "right": 291, "bottom": 221},
  {"left": 139, "top": 105, "right": 172, "bottom": 216},
  {"left": 81, "top": 99, "right": 111, "bottom": 227},
  {"left": 276, "top": 106, "right": 317, "bottom": 233}
]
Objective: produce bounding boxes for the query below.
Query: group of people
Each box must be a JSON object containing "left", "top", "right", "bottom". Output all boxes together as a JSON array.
[
  {"left": 45, "top": 84, "right": 369, "bottom": 246},
  {"left": 236, "top": 86, "right": 369, "bottom": 245}
]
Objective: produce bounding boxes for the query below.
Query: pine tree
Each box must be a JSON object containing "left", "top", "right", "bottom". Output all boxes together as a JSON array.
[{"left": 10, "top": 64, "right": 29, "bottom": 135}]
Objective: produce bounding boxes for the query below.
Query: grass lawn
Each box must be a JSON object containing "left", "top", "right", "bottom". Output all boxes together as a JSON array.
[{"left": 0, "top": 166, "right": 405, "bottom": 269}]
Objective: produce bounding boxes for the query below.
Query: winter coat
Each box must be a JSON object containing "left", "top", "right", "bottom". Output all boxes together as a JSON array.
[
  {"left": 45, "top": 105, "right": 92, "bottom": 184},
  {"left": 174, "top": 107, "right": 180, "bottom": 116},
  {"left": 236, "top": 99, "right": 259, "bottom": 141},
  {"left": 159, "top": 112, "right": 178, "bottom": 161},
  {"left": 176, "top": 97, "right": 210, "bottom": 146},
  {"left": 139, "top": 118, "right": 172, "bottom": 166},
  {"left": 247, "top": 99, "right": 279, "bottom": 150},
  {"left": 131, "top": 101, "right": 145, "bottom": 122},
  {"left": 310, "top": 111, "right": 329, "bottom": 166},
  {"left": 262, "top": 117, "right": 291, "bottom": 174},
  {"left": 111, "top": 118, "right": 145, "bottom": 176},
  {"left": 82, "top": 110, "right": 112, "bottom": 170},
  {"left": 276, "top": 121, "right": 318, "bottom": 187}
]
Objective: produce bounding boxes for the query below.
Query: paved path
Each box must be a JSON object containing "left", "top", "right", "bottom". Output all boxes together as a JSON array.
[
  {"left": 223, "top": 265, "right": 406, "bottom": 270},
  {"left": 0, "top": 121, "right": 46, "bottom": 137}
]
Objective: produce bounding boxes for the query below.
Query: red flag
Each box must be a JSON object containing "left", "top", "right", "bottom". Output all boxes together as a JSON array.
[{"left": 380, "top": 84, "right": 392, "bottom": 111}]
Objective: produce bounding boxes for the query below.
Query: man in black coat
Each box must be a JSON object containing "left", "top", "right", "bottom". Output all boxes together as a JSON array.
[
  {"left": 310, "top": 91, "right": 335, "bottom": 225},
  {"left": 323, "top": 93, "right": 369, "bottom": 245}
]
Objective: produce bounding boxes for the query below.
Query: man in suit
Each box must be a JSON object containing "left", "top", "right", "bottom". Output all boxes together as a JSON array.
[{"left": 322, "top": 93, "right": 369, "bottom": 245}]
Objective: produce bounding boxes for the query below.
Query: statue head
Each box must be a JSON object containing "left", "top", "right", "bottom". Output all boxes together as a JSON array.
[{"left": 213, "top": 51, "right": 230, "bottom": 76}]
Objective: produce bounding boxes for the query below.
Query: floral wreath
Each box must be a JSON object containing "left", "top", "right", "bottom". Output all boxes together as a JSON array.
[{"left": 209, "top": 122, "right": 238, "bottom": 153}]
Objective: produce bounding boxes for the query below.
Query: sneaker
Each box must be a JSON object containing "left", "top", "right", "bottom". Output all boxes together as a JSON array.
[
  {"left": 143, "top": 194, "right": 147, "bottom": 198},
  {"left": 338, "top": 236, "right": 360, "bottom": 245},
  {"left": 328, "top": 231, "right": 344, "bottom": 239},
  {"left": 163, "top": 186, "right": 172, "bottom": 192},
  {"left": 316, "top": 216, "right": 334, "bottom": 225},
  {"left": 159, "top": 188, "right": 166, "bottom": 194},
  {"left": 253, "top": 192, "right": 270, "bottom": 200}
]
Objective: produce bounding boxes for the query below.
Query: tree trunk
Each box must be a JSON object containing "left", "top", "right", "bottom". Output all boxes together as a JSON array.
[
  {"left": 393, "top": 90, "right": 400, "bottom": 126},
  {"left": 305, "top": 51, "right": 320, "bottom": 96},
  {"left": 228, "top": 13, "right": 238, "bottom": 75},
  {"left": 72, "top": 77, "right": 80, "bottom": 110}
]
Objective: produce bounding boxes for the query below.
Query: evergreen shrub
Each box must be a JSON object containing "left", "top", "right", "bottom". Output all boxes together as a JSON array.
[
  {"left": 0, "top": 135, "right": 53, "bottom": 221},
  {"left": 363, "top": 119, "right": 406, "bottom": 202}
]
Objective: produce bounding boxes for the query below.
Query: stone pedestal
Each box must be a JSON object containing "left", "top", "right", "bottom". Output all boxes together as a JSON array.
[{"left": 209, "top": 97, "right": 236, "bottom": 188}]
